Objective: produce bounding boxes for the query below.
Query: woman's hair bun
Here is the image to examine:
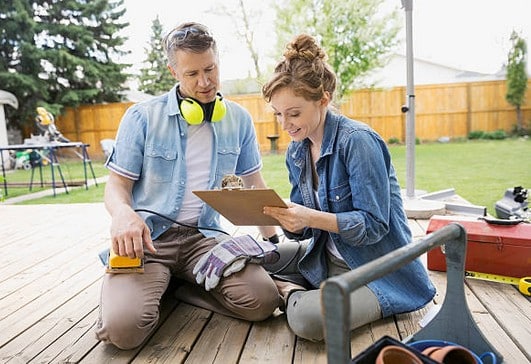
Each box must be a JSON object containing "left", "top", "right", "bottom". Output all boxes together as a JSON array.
[{"left": 284, "top": 34, "right": 326, "bottom": 63}]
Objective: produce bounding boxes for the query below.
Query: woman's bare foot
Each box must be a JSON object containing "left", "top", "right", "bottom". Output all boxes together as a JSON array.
[{"left": 274, "top": 278, "right": 306, "bottom": 311}]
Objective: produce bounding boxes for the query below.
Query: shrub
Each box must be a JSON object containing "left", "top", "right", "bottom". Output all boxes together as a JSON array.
[
  {"left": 468, "top": 130, "right": 485, "bottom": 140},
  {"left": 484, "top": 129, "right": 507, "bottom": 140},
  {"left": 511, "top": 121, "right": 530, "bottom": 136},
  {"left": 388, "top": 137, "right": 400, "bottom": 144}
]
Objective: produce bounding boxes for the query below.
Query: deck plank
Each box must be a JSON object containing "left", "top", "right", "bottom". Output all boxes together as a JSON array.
[
  {"left": 350, "top": 317, "right": 399, "bottom": 355},
  {"left": 131, "top": 304, "right": 212, "bottom": 363},
  {"left": 30, "top": 309, "right": 99, "bottom": 364},
  {"left": 0, "top": 241, "right": 102, "bottom": 318},
  {"left": 1, "top": 262, "right": 102, "bottom": 348},
  {"left": 239, "top": 314, "right": 295, "bottom": 363},
  {"left": 0, "top": 203, "right": 529, "bottom": 363},
  {"left": 184, "top": 313, "right": 251, "bottom": 364},
  {"left": 80, "top": 294, "right": 181, "bottom": 364},
  {"left": 430, "top": 271, "right": 529, "bottom": 363},
  {"left": 407, "top": 218, "right": 426, "bottom": 239},
  {"left": 293, "top": 339, "right": 327, "bottom": 364},
  {"left": 0, "top": 226, "right": 104, "bottom": 287},
  {"left": 466, "top": 279, "right": 531, "bottom": 362},
  {"left": 1, "top": 282, "right": 99, "bottom": 363},
  {"left": 395, "top": 305, "right": 431, "bottom": 340}
]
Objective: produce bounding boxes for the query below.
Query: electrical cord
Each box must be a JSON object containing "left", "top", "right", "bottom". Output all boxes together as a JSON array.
[
  {"left": 134, "top": 208, "right": 304, "bottom": 275},
  {"left": 267, "top": 240, "right": 303, "bottom": 275},
  {"left": 134, "top": 208, "right": 229, "bottom": 235}
]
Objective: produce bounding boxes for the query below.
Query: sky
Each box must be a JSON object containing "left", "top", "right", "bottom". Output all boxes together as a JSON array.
[{"left": 119, "top": 0, "right": 531, "bottom": 86}]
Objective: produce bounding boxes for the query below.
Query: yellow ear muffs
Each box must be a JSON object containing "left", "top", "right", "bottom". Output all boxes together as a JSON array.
[
  {"left": 180, "top": 98, "right": 204, "bottom": 125},
  {"left": 179, "top": 93, "right": 227, "bottom": 125},
  {"left": 211, "top": 94, "right": 227, "bottom": 122}
]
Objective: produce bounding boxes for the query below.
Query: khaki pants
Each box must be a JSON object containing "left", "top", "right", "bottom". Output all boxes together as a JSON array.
[{"left": 95, "top": 226, "right": 279, "bottom": 349}]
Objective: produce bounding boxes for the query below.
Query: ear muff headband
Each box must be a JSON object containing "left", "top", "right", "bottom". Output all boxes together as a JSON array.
[{"left": 179, "top": 93, "right": 227, "bottom": 125}]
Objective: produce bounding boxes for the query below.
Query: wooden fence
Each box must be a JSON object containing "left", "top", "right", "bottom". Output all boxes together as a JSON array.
[{"left": 55, "top": 79, "right": 531, "bottom": 158}]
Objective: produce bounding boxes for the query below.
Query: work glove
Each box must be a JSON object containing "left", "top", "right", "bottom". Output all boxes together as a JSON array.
[{"left": 193, "top": 234, "right": 280, "bottom": 291}]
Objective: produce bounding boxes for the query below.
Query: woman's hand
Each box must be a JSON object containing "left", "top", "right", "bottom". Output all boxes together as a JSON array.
[
  {"left": 263, "top": 202, "right": 313, "bottom": 233},
  {"left": 264, "top": 202, "right": 340, "bottom": 234}
]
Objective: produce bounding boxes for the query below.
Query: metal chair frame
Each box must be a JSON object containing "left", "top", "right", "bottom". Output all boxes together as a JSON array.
[{"left": 322, "top": 223, "right": 502, "bottom": 364}]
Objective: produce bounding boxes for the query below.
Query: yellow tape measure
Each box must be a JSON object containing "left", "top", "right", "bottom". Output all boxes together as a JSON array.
[{"left": 465, "top": 271, "right": 531, "bottom": 296}]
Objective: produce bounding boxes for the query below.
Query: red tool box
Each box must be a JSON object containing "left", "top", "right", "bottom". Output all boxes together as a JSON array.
[{"left": 426, "top": 215, "right": 531, "bottom": 278}]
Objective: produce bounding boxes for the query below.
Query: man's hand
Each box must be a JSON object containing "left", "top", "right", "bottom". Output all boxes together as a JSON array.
[
  {"left": 110, "top": 207, "right": 156, "bottom": 259},
  {"left": 105, "top": 172, "right": 156, "bottom": 259},
  {"left": 193, "top": 235, "right": 279, "bottom": 291}
]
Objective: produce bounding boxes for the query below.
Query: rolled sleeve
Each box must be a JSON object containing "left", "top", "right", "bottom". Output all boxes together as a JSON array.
[{"left": 105, "top": 105, "right": 147, "bottom": 180}]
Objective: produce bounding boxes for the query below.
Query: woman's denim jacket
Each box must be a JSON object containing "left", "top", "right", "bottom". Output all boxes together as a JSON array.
[
  {"left": 106, "top": 84, "right": 262, "bottom": 240},
  {"left": 284, "top": 110, "right": 435, "bottom": 317}
]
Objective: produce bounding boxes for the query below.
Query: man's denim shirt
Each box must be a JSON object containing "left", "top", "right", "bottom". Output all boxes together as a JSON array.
[
  {"left": 106, "top": 84, "right": 262, "bottom": 240},
  {"left": 284, "top": 110, "right": 435, "bottom": 317}
]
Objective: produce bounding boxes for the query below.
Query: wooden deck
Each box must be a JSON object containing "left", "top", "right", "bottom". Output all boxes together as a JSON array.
[{"left": 0, "top": 203, "right": 529, "bottom": 363}]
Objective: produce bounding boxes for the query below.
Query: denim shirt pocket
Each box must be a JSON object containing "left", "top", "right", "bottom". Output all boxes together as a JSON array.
[
  {"left": 326, "top": 180, "right": 352, "bottom": 212},
  {"left": 145, "top": 145, "right": 177, "bottom": 183},
  {"left": 215, "top": 146, "right": 241, "bottom": 182}
]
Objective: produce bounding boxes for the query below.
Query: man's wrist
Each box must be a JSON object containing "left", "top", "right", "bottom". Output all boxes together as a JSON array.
[{"left": 263, "top": 234, "right": 279, "bottom": 244}]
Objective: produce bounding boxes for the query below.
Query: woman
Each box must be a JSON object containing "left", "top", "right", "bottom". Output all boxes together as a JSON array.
[{"left": 262, "top": 34, "right": 435, "bottom": 341}]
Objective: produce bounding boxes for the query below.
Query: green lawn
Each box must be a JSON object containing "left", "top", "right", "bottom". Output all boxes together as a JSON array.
[
  {"left": 262, "top": 138, "right": 531, "bottom": 216},
  {"left": 10, "top": 138, "right": 531, "bottom": 216},
  {"left": 392, "top": 138, "right": 530, "bottom": 215},
  {"left": 1, "top": 158, "right": 108, "bottom": 203}
]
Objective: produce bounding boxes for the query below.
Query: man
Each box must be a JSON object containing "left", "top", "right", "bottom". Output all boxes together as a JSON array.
[{"left": 95, "top": 22, "right": 280, "bottom": 350}]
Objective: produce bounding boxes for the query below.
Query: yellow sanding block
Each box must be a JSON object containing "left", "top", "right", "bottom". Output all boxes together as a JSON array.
[{"left": 106, "top": 248, "right": 144, "bottom": 273}]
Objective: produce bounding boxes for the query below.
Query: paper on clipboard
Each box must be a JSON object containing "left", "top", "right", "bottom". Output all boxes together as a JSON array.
[{"left": 193, "top": 188, "right": 287, "bottom": 226}]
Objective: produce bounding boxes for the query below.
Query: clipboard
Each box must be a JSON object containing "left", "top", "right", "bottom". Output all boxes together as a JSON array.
[{"left": 193, "top": 188, "right": 287, "bottom": 226}]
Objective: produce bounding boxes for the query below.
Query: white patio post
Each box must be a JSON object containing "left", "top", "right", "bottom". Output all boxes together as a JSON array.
[
  {"left": 400, "top": 0, "right": 446, "bottom": 218},
  {"left": 0, "top": 90, "right": 19, "bottom": 167},
  {"left": 402, "top": 0, "right": 416, "bottom": 198}
]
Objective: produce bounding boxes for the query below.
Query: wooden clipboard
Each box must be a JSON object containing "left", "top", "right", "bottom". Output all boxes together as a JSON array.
[{"left": 193, "top": 188, "right": 287, "bottom": 226}]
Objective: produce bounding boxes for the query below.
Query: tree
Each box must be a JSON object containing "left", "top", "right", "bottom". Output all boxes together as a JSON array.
[
  {"left": 230, "top": 0, "right": 263, "bottom": 81},
  {"left": 137, "top": 16, "right": 176, "bottom": 95},
  {"left": 210, "top": 0, "right": 269, "bottom": 82},
  {"left": 274, "top": 0, "right": 400, "bottom": 100},
  {"left": 0, "top": 0, "right": 42, "bottom": 128},
  {"left": 505, "top": 30, "right": 528, "bottom": 135},
  {"left": 0, "top": 0, "right": 130, "bottom": 133}
]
